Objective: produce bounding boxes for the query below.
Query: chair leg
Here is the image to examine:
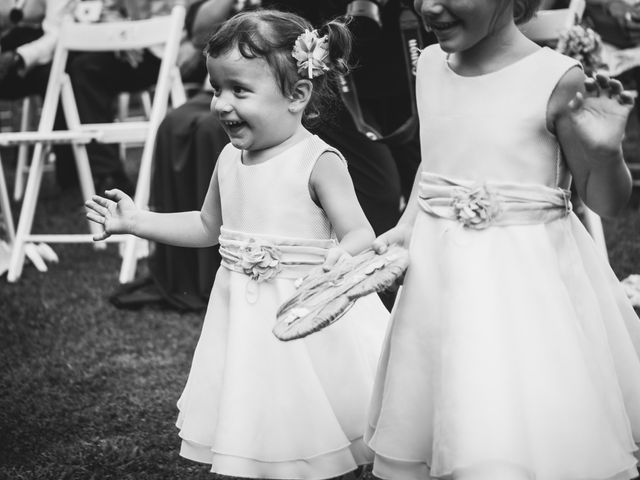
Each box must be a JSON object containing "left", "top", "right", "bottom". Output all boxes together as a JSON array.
[
  {"left": 13, "top": 97, "right": 32, "bottom": 201},
  {"left": 140, "top": 91, "right": 152, "bottom": 118},
  {"left": 118, "top": 127, "right": 157, "bottom": 283},
  {"left": 117, "top": 92, "right": 130, "bottom": 162},
  {"left": 72, "top": 143, "right": 106, "bottom": 250},
  {"left": 0, "top": 153, "right": 16, "bottom": 244},
  {"left": 7, "top": 143, "right": 47, "bottom": 282}
]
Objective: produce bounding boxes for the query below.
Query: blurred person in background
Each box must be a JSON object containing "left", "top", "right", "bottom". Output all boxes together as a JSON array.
[
  {"left": 62, "top": 0, "right": 202, "bottom": 195},
  {"left": 0, "top": 0, "right": 77, "bottom": 189}
]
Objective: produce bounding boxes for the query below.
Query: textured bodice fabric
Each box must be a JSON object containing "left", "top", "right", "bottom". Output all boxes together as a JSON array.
[
  {"left": 365, "top": 45, "right": 640, "bottom": 480},
  {"left": 217, "top": 135, "right": 337, "bottom": 239},
  {"left": 175, "top": 134, "right": 389, "bottom": 480}
]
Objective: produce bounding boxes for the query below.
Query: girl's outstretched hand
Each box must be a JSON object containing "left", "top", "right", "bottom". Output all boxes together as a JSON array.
[
  {"left": 85, "top": 189, "right": 137, "bottom": 241},
  {"left": 372, "top": 224, "right": 412, "bottom": 254},
  {"left": 567, "top": 73, "right": 635, "bottom": 160}
]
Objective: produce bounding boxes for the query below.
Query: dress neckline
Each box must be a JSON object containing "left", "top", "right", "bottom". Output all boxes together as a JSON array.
[
  {"left": 239, "top": 134, "right": 313, "bottom": 167},
  {"left": 444, "top": 46, "right": 547, "bottom": 79}
]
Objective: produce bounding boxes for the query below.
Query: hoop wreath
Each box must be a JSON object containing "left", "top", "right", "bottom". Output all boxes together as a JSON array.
[{"left": 273, "top": 244, "right": 409, "bottom": 341}]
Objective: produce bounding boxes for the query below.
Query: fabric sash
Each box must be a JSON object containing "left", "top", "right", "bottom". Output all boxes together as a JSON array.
[
  {"left": 219, "top": 227, "right": 335, "bottom": 281},
  {"left": 417, "top": 172, "right": 572, "bottom": 229}
]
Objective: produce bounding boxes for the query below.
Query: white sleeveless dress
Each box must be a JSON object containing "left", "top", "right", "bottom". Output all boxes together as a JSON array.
[
  {"left": 365, "top": 46, "right": 640, "bottom": 480},
  {"left": 175, "top": 134, "right": 389, "bottom": 479}
]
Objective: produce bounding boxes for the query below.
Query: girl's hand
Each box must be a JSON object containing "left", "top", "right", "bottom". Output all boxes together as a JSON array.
[
  {"left": 85, "top": 189, "right": 137, "bottom": 241},
  {"left": 322, "top": 246, "right": 352, "bottom": 271},
  {"left": 372, "top": 224, "right": 412, "bottom": 254},
  {"left": 566, "top": 73, "right": 635, "bottom": 163}
]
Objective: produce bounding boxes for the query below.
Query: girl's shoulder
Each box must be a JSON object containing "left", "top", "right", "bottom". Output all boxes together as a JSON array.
[
  {"left": 303, "top": 135, "right": 347, "bottom": 180},
  {"left": 521, "top": 48, "right": 583, "bottom": 102},
  {"left": 417, "top": 44, "right": 445, "bottom": 67},
  {"left": 215, "top": 142, "right": 241, "bottom": 176},
  {"left": 218, "top": 142, "right": 240, "bottom": 162},
  {"left": 534, "top": 47, "right": 582, "bottom": 73},
  {"left": 546, "top": 62, "right": 586, "bottom": 132},
  {"left": 309, "top": 135, "right": 346, "bottom": 165}
]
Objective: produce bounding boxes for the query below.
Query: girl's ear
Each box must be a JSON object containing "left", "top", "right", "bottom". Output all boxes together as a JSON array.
[{"left": 288, "top": 79, "right": 313, "bottom": 114}]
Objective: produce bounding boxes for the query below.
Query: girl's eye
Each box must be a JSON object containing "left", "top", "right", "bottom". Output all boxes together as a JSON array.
[
  {"left": 233, "top": 86, "right": 247, "bottom": 95},
  {"left": 211, "top": 86, "right": 221, "bottom": 96}
]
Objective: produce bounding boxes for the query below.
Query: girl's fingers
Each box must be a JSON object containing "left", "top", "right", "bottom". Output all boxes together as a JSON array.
[
  {"left": 92, "top": 231, "right": 109, "bottom": 242},
  {"left": 86, "top": 211, "right": 105, "bottom": 225},
  {"left": 619, "top": 90, "right": 636, "bottom": 106},
  {"left": 322, "top": 251, "right": 340, "bottom": 271},
  {"left": 608, "top": 79, "right": 624, "bottom": 97},
  {"left": 372, "top": 236, "right": 391, "bottom": 254},
  {"left": 104, "top": 188, "right": 130, "bottom": 202},
  {"left": 584, "top": 77, "right": 599, "bottom": 97},
  {"left": 322, "top": 248, "right": 350, "bottom": 271},
  {"left": 88, "top": 195, "right": 112, "bottom": 209},
  {"left": 85, "top": 199, "right": 108, "bottom": 216},
  {"left": 595, "top": 73, "right": 611, "bottom": 90},
  {"left": 568, "top": 91, "right": 584, "bottom": 112}
]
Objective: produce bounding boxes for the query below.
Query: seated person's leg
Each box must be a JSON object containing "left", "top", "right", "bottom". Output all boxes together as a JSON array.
[
  {"left": 68, "top": 51, "right": 161, "bottom": 194},
  {"left": 0, "top": 63, "right": 75, "bottom": 190},
  {"left": 150, "top": 91, "right": 223, "bottom": 305}
]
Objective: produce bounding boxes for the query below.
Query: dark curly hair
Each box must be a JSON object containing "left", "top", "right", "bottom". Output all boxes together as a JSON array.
[{"left": 205, "top": 9, "right": 352, "bottom": 126}]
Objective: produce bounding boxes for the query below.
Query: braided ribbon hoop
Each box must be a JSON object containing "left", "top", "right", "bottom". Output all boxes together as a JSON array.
[
  {"left": 273, "top": 244, "right": 409, "bottom": 341},
  {"left": 292, "top": 29, "right": 330, "bottom": 79}
]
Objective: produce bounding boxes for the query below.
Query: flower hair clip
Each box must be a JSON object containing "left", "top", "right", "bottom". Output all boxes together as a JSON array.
[{"left": 292, "top": 29, "right": 330, "bottom": 79}]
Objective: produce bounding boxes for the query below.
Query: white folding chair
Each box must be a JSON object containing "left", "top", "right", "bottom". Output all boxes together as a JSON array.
[
  {"left": 518, "top": 0, "right": 608, "bottom": 259},
  {"left": 1, "top": 5, "right": 187, "bottom": 282}
]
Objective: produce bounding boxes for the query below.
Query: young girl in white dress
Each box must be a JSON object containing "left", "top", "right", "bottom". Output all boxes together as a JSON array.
[
  {"left": 85, "top": 10, "right": 389, "bottom": 480},
  {"left": 366, "top": 1, "right": 640, "bottom": 480}
]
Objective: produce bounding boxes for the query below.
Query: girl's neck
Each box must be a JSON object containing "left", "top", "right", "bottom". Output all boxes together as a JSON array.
[
  {"left": 448, "top": 22, "right": 538, "bottom": 77},
  {"left": 242, "top": 126, "right": 311, "bottom": 166}
]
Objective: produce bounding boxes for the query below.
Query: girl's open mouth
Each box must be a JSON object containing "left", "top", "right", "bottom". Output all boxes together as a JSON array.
[
  {"left": 428, "top": 20, "right": 460, "bottom": 32},
  {"left": 223, "top": 120, "right": 247, "bottom": 133}
]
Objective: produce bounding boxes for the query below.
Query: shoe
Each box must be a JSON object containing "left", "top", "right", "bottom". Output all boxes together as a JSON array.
[{"left": 94, "top": 172, "right": 135, "bottom": 196}]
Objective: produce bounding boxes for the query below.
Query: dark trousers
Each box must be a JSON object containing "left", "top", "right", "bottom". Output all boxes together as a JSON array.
[
  {"left": 0, "top": 63, "right": 76, "bottom": 188},
  {"left": 66, "top": 50, "right": 161, "bottom": 180},
  {"left": 148, "top": 91, "right": 226, "bottom": 308}
]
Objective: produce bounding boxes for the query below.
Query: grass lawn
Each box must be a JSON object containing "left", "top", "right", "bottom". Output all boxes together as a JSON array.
[{"left": 1, "top": 109, "right": 639, "bottom": 479}]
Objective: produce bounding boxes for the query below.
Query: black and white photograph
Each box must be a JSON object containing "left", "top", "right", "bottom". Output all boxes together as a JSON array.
[{"left": 2, "top": 0, "right": 640, "bottom": 479}]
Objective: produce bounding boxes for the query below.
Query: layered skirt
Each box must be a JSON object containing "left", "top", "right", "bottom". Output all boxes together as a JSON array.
[
  {"left": 366, "top": 173, "right": 640, "bottom": 480},
  {"left": 176, "top": 227, "right": 389, "bottom": 479}
]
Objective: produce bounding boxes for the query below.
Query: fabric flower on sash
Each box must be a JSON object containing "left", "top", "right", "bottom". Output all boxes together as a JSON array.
[
  {"left": 452, "top": 185, "right": 500, "bottom": 229},
  {"left": 292, "top": 29, "right": 330, "bottom": 79},
  {"left": 237, "top": 241, "right": 282, "bottom": 282}
]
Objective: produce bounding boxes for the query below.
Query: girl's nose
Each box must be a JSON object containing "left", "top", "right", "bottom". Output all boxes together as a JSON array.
[
  {"left": 212, "top": 96, "right": 233, "bottom": 115},
  {"left": 415, "top": 0, "right": 444, "bottom": 16}
]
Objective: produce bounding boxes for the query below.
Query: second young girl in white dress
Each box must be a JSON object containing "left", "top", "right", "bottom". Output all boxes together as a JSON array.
[{"left": 366, "top": 1, "right": 640, "bottom": 480}]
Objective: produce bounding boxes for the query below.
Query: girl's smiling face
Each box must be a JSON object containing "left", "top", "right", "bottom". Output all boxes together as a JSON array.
[
  {"left": 413, "top": 0, "right": 513, "bottom": 54},
  {"left": 207, "top": 48, "right": 299, "bottom": 154}
]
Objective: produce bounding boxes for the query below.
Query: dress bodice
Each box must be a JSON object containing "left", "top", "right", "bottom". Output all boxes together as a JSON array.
[
  {"left": 416, "top": 46, "right": 579, "bottom": 188},
  {"left": 217, "top": 134, "right": 342, "bottom": 240}
]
